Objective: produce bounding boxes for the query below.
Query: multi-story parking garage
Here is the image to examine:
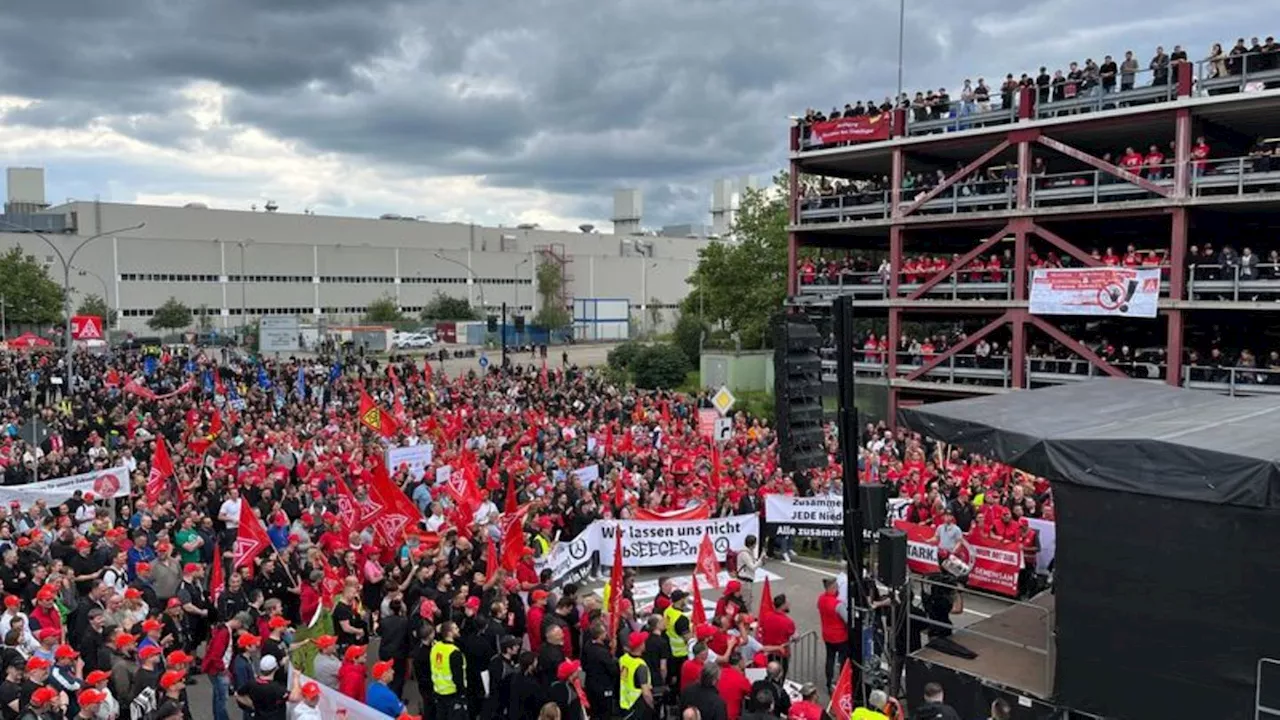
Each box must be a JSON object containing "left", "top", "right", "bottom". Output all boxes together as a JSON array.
[
  {"left": 0, "top": 185, "right": 710, "bottom": 335},
  {"left": 788, "top": 59, "right": 1280, "bottom": 421}
]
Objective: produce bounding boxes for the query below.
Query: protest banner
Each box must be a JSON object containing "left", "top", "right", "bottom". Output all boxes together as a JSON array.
[
  {"left": 1029, "top": 267, "right": 1160, "bottom": 318},
  {"left": 893, "top": 520, "right": 1022, "bottom": 597},
  {"left": 386, "top": 442, "right": 433, "bottom": 481},
  {"left": 600, "top": 513, "right": 759, "bottom": 567},
  {"left": 0, "top": 466, "right": 131, "bottom": 507},
  {"left": 764, "top": 493, "right": 913, "bottom": 538}
]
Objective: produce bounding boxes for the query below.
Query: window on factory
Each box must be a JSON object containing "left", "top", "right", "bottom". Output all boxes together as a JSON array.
[
  {"left": 120, "top": 273, "right": 221, "bottom": 282},
  {"left": 225, "top": 275, "right": 312, "bottom": 283}
]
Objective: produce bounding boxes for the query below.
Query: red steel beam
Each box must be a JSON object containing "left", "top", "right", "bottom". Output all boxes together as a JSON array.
[
  {"left": 1011, "top": 313, "right": 1026, "bottom": 389},
  {"left": 1173, "top": 108, "right": 1192, "bottom": 198},
  {"left": 899, "top": 140, "right": 1011, "bottom": 217},
  {"left": 1035, "top": 135, "right": 1171, "bottom": 197},
  {"left": 1029, "top": 222, "right": 1103, "bottom": 268},
  {"left": 1023, "top": 313, "right": 1127, "bottom": 379},
  {"left": 905, "top": 222, "right": 1013, "bottom": 301},
  {"left": 904, "top": 311, "right": 1011, "bottom": 382}
]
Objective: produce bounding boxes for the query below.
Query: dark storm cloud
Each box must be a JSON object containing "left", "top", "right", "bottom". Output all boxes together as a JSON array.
[{"left": 0, "top": 0, "right": 1262, "bottom": 225}]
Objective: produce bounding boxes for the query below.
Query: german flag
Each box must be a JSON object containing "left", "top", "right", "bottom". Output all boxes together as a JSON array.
[{"left": 358, "top": 390, "right": 401, "bottom": 439}]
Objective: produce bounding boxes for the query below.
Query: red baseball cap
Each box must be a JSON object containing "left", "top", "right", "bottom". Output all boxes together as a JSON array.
[
  {"left": 166, "top": 650, "right": 194, "bottom": 666},
  {"left": 78, "top": 689, "right": 108, "bottom": 707},
  {"left": 26, "top": 656, "right": 50, "bottom": 671},
  {"left": 237, "top": 634, "right": 261, "bottom": 650},
  {"left": 372, "top": 660, "right": 395, "bottom": 679},
  {"left": 160, "top": 670, "right": 186, "bottom": 689},
  {"left": 182, "top": 562, "right": 201, "bottom": 575},
  {"left": 124, "top": 588, "right": 142, "bottom": 600},
  {"left": 314, "top": 635, "right": 337, "bottom": 650},
  {"left": 86, "top": 670, "right": 112, "bottom": 686},
  {"left": 29, "top": 687, "right": 57, "bottom": 706},
  {"left": 301, "top": 681, "right": 321, "bottom": 700},
  {"left": 135, "top": 562, "right": 152, "bottom": 574},
  {"left": 141, "top": 619, "right": 163, "bottom": 633},
  {"left": 268, "top": 616, "right": 290, "bottom": 630},
  {"left": 139, "top": 646, "right": 162, "bottom": 661},
  {"left": 628, "top": 631, "right": 649, "bottom": 650},
  {"left": 343, "top": 645, "right": 366, "bottom": 663},
  {"left": 54, "top": 645, "right": 79, "bottom": 660}
]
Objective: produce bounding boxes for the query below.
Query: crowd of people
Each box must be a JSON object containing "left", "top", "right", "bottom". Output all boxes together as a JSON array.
[
  {"left": 798, "top": 35, "right": 1280, "bottom": 145},
  {"left": 0, "top": 331, "right": 1069, "bottom": 720}
]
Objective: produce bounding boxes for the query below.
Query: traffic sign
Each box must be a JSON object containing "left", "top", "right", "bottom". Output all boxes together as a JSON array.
[
  {"left": 714, "top": 417, "right": 733, "bottom": 442},
  {"left": 711, "top": 386, "right": 737, "bottom": 416},
  {"left": 478, "top": 354, "right": 490, "bottom": 369}
]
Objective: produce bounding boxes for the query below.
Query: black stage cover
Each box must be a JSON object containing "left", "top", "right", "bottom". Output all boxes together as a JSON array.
[{"left": 899, "top": 380, "right": 1280, "bottom": 719}]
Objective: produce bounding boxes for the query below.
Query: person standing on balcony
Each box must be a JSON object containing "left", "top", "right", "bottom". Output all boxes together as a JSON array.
[
  {"left": 1100, "top": 55, "right": 1118, "bottom": 94},
  {"left": 1150, "top": 46, "right": 1170, "bottom": 85},
  {"left": 1121, "top": 50, "right": 1139, "bottom": 91},
  {"left": 1145, "top": 145, "right": 1167, "bottom": 180}
]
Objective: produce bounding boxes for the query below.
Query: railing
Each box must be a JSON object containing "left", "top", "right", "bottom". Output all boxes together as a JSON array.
[
  {"left": 796, "top": 52, "right": 1280, "bottom": 150},
  {"left": 906, "top": 575, "right": 1053, "bottom": 699},
  {"left": 1027, "top": 163, "right": 1177, "bottom": 207},
  {"left": 1188, "top": 262, "right": 1280, "bottom": 300},
  {"left": 820, "top": 354, "right": 1280, "bottom": 395},
  {"left": 786, "top": 630, "right": 824, "bottom": 688},
  {"left": 1191, "top": 156, "right": 1280, "bottom": 197},
  {"left": 799, "top": 269, "right": 1016, "bottom": 301}
]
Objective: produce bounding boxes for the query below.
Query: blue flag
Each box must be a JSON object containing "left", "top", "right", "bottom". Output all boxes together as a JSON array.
[
  {"left": 144, "top": 356, "right": 158, "bottom": 377},
  {"left": 274, "top": 386, "right": 286, "bottom": 410},
  {"left": 327, "top": 364, "right": 342, "bottom": 385},
  {"left": 184, "top": 359, "right": 197, "bottom": 374},
  {"left": 201, "top": 370, "right": 214, "bottom": 394},
  {"left": 295, "top": 367, "right": 306, "bottom": 399},
  {"left": 257, "top": 366, "right": 271, "bottom": 390}
]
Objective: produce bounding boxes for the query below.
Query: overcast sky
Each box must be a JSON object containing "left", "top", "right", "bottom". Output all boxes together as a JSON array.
[{"left": 0, "top": 1, "right": 1263, "bottom": 231}]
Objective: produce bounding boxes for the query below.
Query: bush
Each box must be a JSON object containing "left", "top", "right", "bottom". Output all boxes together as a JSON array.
[
  {"left": 672, "top": 313, "right": 706, "bottom": 367},
  {"left": 630, "top": 343, "right": 690, "bottom": 390},
  {"left": 607, "top": 341, "right": 644, "bottom": 372}
]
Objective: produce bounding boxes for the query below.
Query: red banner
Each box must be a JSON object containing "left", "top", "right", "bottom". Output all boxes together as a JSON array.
[
  {"left": 633, "top": 504, "right": 711, "bottom": 522},
  {"left": 809, "top": 115, "right": 891, "bottom": 145},
  {"left": 70, "top": 315, "right": 104, "bottom": 340},
  {"left": 893, "top": 520, "right": 1023, "bottom": 597}
]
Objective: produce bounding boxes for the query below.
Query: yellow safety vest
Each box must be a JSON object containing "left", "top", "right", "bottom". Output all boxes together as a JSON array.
[
  {"left": 663, "top": 605, "right": 688, "bottom": 658},
  {"left": 430, "top": 641, "right": 464, "bottom": 696},
  {"left": 618, "top": 653, "right": 646, "bottom": 710},
  {"left": 851, "top": 708, "right": 890, "bottom": 720},
  {"left": 534, "top": 535, "right": 551, "bottom": 557}
]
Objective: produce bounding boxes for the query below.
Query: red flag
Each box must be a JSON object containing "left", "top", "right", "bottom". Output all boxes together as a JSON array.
[
  {"left": 606, "top": 525, "right": 624, "bottom": 643},
  {"left": 423, "top": 359, "right": 433, "bottom": 385},
  {"left": 603, "top": 424, "right": 614, "bottom": 457},
  {"left": 146, "top": 436, "right": 174, "bottom": 505},
  {"left": 694, "top": 532, "right": 721, "bottom": 590},
  {"left": 366, "top": 457, "right": 424, "bottom": 548},
  {"left": 104, "top": 369, "right": 121, "bottom": 388},
  {"left": 540, "top": 359, "right": 548, "bottom": 388},
  {"left": 634, "top": 504, "right": 711, "bottom": 522},
  {"left": 358, "top": 390, "right": 400, "bottom": 438},
  {"left": 503, "top": 471, "right": 518, "bottom": 515},
  {"left": 208, "top": 407, "right": 223, "bottom": 438},
  {"left": 320, "top": 563, "right": 345, "bottom": 610},
  {"left": 661, "top": 401, "right": 672, "bottom": 426},
  {"left": 828, "top": 660, "right": 854, "bottom": 719},
  {"left": 759, "top": 577, "right": 776, "bottom": 617},
  {"left": 125, "top": 414, "right": 139, "bottom": 441},
  {"left": 232, "top": 503, "right": 272, "bottom": 572},
  {"left": 711, "top": 444, "right": 723, "bottom": 491},
  {"left": 499, "top": 508, "right": 530, "bottom": 572},
  {"left": 614, "top": 472, "right": 626, "bottom": 509},
  {"left": 333, "top": 478, "right": 361, "bottom": 534},
  {"left": 392, "top": 395, "right": 408, "bottom": 426},
  {"left": 485, "top": 538, "right": 499, "bottom": 585},
  {"left": 208, "top": 543, "right": 225, "bottom": 607},
  {"left": 213, "top": 372, "right": 226, "bottom": 397},
  {"left": 690, "top": 574, "right": 707, "bottom": 625}
]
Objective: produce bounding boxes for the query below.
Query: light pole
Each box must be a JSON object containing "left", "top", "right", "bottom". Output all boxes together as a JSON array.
[
  {"left": 513, "top": 257, "right": 530, "bottom": 312},
  {"left": 75, "top": 267, "right": 111, "bottom": 327},
  {"left": 235, "top": 239, "right": 253, "bottom": 333},
  {"left": 432, "top": 251, "right": 487, "bottom": 310},
  {"left": 896, "top": 0, "right": 906, "bottom": 101},
  {"left": 0, "top": 219, "right": 145, "bottom": 389}
]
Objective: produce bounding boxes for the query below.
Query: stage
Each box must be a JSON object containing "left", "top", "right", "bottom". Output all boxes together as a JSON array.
[{"left": 912, "top": 591, "right": 1056, "bottom": 700}]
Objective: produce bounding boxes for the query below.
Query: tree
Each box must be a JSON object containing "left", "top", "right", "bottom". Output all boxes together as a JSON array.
[
  {"left": 421, "top": 293, "right": 479, "bottom": 321},
  {"left": 148, "top": 297, "right": 193, "bottom": 331},
  {"left": 363, "top": 295, "right": 404, "bottom": 324},
  {"left": 647, "top": 297, "right": 664, "bottom": 335},
  {"left": 533, "top": 260, "right": 571, "bottom": 330},
  {"left": 75, "top": 293, "right": 117, "bottom": 329},
  {"left": 0, "top": 247, "right": 64, "bottom": 326},
  {"left": 630, "top": 344, "right": 690, "bottom": 390},
  {"left": 683, "top": 172, "right": 788, "bottom": 349},
  {"left": 607, "top": 341, "right": 643, "bottom": 373},
  {"left": 197, "top": 304, "right": 214, "bottom": 332},
  {"left": 672, "top": 312, "right": 706, "bottom": 367}
]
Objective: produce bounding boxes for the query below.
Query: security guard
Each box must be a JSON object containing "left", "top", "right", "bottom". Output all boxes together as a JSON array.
[
  {"left": 533, "top": 516, "right": 556, "bottom": 558},
  {"left": 663, "top": 590, "right": 692, "bottom": 690},
  {"left": 851, "top": 689, "right": 892, "bottom": 720},
  {"left": 619, "top": 631, "right": 654, "bottom": 720},
  {"left": 431, "top": 621, "right": 469, "bottom": 720}
]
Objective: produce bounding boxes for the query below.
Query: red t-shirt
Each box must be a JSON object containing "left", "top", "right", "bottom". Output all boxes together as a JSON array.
[
  {"left": 1146, "top": 151, "right": 1165, "bottom": 168},
  {"left": 718, "top": 666, "right": 754, "bottom": 720},
  {"left": 817, "top": 592, "right": 848, "bottom": 644},
  {"left": 527, "top": 605, "right": 546, "bottom": 653},
  {"left": 1192, "top": 143, "right": 1210, "bottom": 166},
  {"left": 789, "top": 700, "right": 824, "bottom": 720},
  {"left": 759, "top": 610, "right": 796, "bottom": 647},
  {"left": 1121, "top": 152, "right": 1143, "bottom": 171}
]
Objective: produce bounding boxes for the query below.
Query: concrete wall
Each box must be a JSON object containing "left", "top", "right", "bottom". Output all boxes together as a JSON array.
[
  {"left": 699, "top": 351, "right": 775, "bottom": 393},
  {"left": 3, "top": 201, "right": 708, "bottom": 333}
]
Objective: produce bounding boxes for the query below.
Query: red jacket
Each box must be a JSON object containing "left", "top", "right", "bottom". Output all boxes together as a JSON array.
[
  {"left": 338, "top": 661, "right": 366, "bottom": 702},
  {"left": 759, "top": 610, "right": 796, "bottom": 649},
  {"left": 202, "top": 625, "right": 232, "bottom": 676},
  {"left": 817, "top": 592, "right": 848, "bottom": 644},
  {"left": 527, "top": 605, "right": 546, "bottom": 654}
]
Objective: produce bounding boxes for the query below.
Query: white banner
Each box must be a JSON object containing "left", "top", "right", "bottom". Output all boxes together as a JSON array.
[
  {"left": 1029, "top": 267, "right": 1160, "bottom": 318},
  {"left": 535, "top": 529, "right": 595, "bottom": 588},
  {"left": 386, "top": 443, "right": 433, "bottom": 481},
  {"left": 572, "top": 464, "right": 600, "bottom": 486},
  {"left": 296, "top": 673, "right": 388, "bottom": 720},
  {"left": 0, "top": 467, "right": 131, "bottom": 508},
  {"left": 763, "top": 493, "right": 911, "bottom": 538},
  {"left": 600, "top": 514, "right": 760, "bottom": 567}
]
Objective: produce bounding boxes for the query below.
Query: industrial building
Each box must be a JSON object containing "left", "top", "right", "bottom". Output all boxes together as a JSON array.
[
  {"left": 0, "top": 169, "right": 753, "bottom": 335},
  {"left": 788, "top": 60, "right": 1280, "bottom": 422}
]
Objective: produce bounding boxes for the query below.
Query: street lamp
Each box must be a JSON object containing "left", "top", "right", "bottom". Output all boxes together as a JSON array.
[
  {"left": 432, "top": 251, "right": 487, "bottom": 310},
  {"left": 0, "top": 219, "right": 146, "bottom": 388},
  {"left": 235, "top": 239, "right": 253, "bottom": 331},
  {"left": 75, "top": 267, "right": 111, "bottom": 327},
  {"left": 514, "top": 257, "right": 530, "bottom": 311}
]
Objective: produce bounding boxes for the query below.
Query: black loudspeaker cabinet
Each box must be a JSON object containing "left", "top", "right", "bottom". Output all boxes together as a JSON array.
[
  {"left": 773, "top": 316, "right": 826, "bottom": 472},
  {"left": 877, "top": 527, "right": 908, "bottom": 588},
  {"left": 486, "top": 315, "right": 499, "bottom": 332},
  {"left": 860, "top": 483, "right": 888, "bottom": 531}
]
